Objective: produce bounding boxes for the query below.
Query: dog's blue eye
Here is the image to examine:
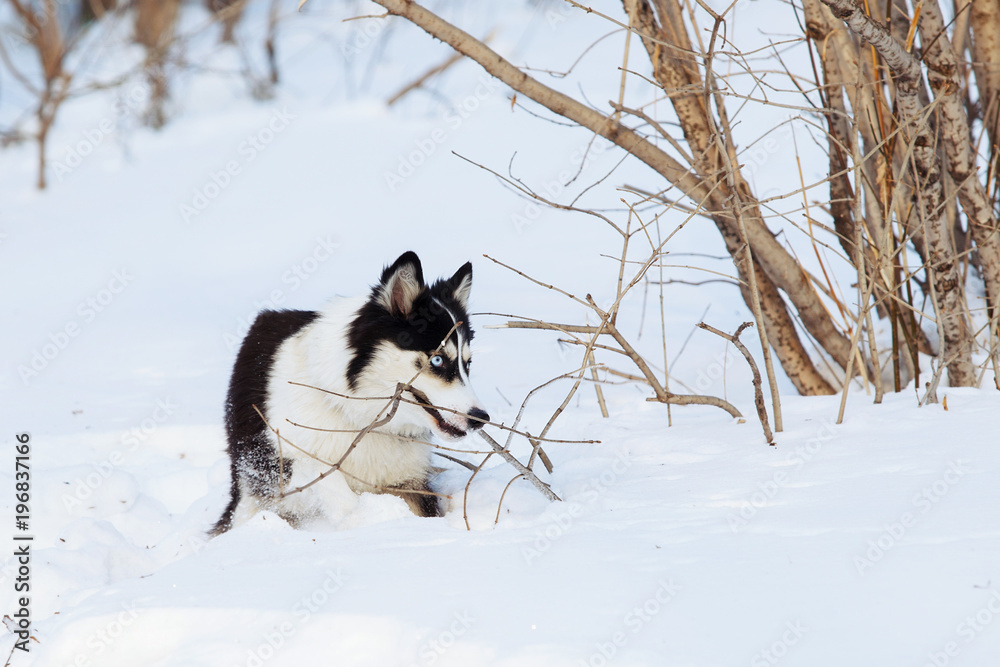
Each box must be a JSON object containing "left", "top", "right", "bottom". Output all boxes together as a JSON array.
[{"left": 430, "top": 355, "right": 444, "bottom": 368}]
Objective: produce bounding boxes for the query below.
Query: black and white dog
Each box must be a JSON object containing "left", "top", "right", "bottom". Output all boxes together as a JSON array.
[{"left": 212, "top": 252, "right": 489, "bottom": 534}]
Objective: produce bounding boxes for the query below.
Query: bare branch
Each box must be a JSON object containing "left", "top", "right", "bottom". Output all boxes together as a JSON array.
[
  {"left": 477, "top": 431, "right": 560, "bottom": 503},
  {"left": 697, "top": 322, "right": 774, "bottom": 444}
]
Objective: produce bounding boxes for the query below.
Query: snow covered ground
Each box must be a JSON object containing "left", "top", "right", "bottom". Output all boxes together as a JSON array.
[{"left": 1, "top": 1, "right": 998, "bottom": 666}]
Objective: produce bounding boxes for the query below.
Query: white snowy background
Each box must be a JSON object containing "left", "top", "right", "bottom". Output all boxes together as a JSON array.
[{"left": 1, "top": 1, "right": 998, "bottom": 666}]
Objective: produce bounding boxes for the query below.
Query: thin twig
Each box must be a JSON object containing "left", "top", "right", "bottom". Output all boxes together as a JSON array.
[
  {"left": 253, "top": 401, "right": 449, "bottom": 502},
  {"left": 279, "top": 383, "right": 407, "bottom": 497},
  {"left": 494, "top": 474, "right": 526, "bottom": 525},
  {"left": 477, "top": 430, "right": 560, "bottom": 502},
  {"left": 697, "top": 322, "right": 774, "bottom": 444},
  {"left": 463, "top": 452, "right": 493, "bottom": 531},
  {"left": 287, "top": 381, "right": 596, "bottom": 444},
  {"left": 434, "top": 451, "right": 478, "bottom": 471}
]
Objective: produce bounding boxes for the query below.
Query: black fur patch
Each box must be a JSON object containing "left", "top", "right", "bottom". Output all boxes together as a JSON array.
[
  {"left": 389, "top": 477, "right": 442, "bottom": 517},
  {"left": 347, "top": 254, "right": 474, "bottom": 390},
  {"left": 211, "top": 309, "right": 319, "bottom": 535}
]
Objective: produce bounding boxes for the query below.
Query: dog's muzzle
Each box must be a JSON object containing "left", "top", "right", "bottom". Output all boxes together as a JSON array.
[{"left": 407, "top": 389, "right": 489, "bottom": 438}]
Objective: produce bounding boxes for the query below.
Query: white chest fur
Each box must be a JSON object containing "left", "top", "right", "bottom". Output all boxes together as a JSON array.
[{"left": 264, "top": 298, "right": 433, "bottom": 492}]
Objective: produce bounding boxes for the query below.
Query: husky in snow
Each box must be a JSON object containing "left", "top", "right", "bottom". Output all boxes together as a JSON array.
[{"left": 211, "top": 252, "right": 489, "bottom": 534}]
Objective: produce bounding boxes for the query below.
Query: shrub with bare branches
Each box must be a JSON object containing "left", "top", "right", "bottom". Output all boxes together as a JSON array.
[
  {"left": 300, "top": 0, "right": 998, "bottom": 414},
  {"left": 2, "top": 1, "right": 79, "bottom": 188}
]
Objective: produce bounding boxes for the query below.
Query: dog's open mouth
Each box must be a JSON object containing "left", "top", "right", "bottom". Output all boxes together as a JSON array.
[{"left": 407, "top": 388, "right": 466, "bottom": 439}]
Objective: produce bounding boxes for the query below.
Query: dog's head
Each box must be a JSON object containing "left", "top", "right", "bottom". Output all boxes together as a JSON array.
[{"left": 346, "top": 251, "right": 489, "bottom": 440}]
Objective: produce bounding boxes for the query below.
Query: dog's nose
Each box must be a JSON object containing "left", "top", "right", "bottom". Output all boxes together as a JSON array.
[{"left": 466, "top": 407, "right": 490, "bottom": 430}]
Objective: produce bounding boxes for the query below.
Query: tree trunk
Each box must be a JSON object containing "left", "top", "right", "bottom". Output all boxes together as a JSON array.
[
  {"left": 970, "top": 0, "right": 1000, "bottom": 156},
  {"left": 919, "top": 0, "right": 1000, "bottom": 325},
  {"left": 367, "top": 0, "right": 849, "bottom": 394},
  {"left": 819, "top": 0, "right": 976, "bottom": 386},
  {"left": 625, "top": 0, "right": 847, "bottom": 388}
]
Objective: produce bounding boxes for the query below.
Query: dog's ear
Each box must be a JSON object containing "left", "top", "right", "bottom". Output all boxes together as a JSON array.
[
  {"left": 377, "top": 252, "right": 425, "bottom": 317},
  {"left": 446, "top": 262, "right": 473, "bottom": 309}
]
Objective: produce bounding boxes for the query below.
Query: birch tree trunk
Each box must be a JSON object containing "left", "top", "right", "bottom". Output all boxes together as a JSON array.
[
  {"left": 970, "top": 0, "right": 1000, "bottom": 157},
  {"left": 818, "top": 0, "right": 977, "bottom": 386},
  {"left": 918, "top": 0, "right": 1000, "bottom": 320}
]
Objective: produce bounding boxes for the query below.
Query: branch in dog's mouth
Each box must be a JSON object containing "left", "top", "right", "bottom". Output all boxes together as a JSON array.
[{"left": 406, "top": 387, "right": 466, "bottom": 438}]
